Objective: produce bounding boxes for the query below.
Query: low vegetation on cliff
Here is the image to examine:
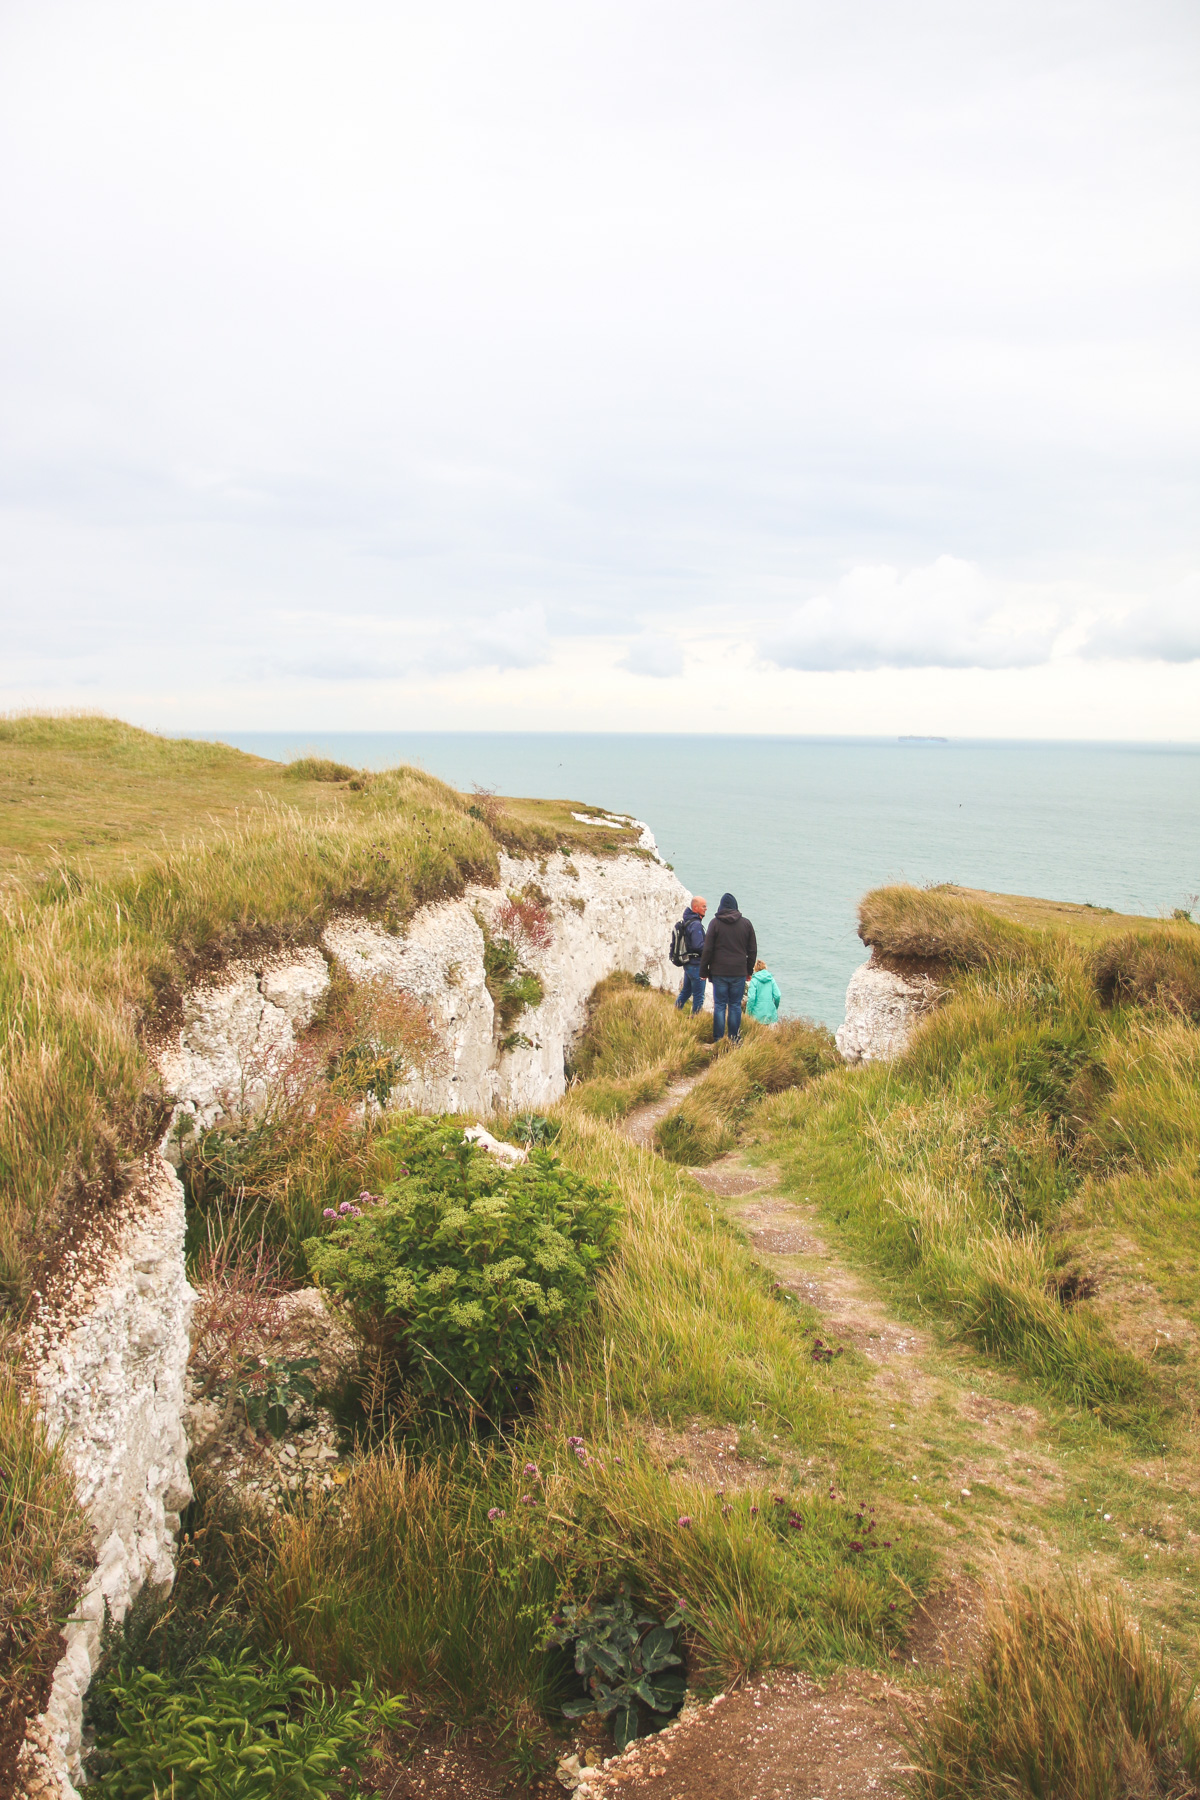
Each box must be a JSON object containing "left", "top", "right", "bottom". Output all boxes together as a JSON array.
[
  {"left": 6, "top": 719, "right": 1200, "bottom": 1796},
  {"left": 0, "top": 714, "right": 644, "bottom": 1782}
]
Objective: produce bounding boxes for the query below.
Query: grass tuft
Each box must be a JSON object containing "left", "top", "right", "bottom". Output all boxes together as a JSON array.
[
  {"left": 654, "top": 1019, "right": 837, "bottom": 1165},
  {"left": 282, "top": 756, "right": 359, "bottom": 783},
  {"left": 904, "top": 1584, "right": 1200, "bottom": 1799},
  {"left": 567, "top": 975, "right": 714, "bottom": 1121}
]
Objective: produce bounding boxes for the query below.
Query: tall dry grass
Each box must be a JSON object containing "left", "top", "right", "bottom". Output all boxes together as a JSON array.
[
  {"left": 904, "top": 1584, "right": 1200, "bottom": 1799},
  {"left": 0, "top": 1364, "right": 94, "bottom": 1787},
  {"left": 258, "top": 1428, "right": 931, "bottom": 1715}
]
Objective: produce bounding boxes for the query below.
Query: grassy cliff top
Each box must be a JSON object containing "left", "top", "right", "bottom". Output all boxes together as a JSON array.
[
  {"left": 0, "top": 713, "right": 653, "bottom": 1763},
  {"left": 0, "top": 714, "right": 644, "bottom": 883},
  {"left": 858, "top": 881, "right": 1200, "bottom": 1017}
]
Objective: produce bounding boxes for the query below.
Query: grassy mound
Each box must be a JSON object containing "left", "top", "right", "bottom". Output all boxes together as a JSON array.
[
  {"left": 654, "top": 1019, "right": 838, "bottom": 1165},
  {"left": 566, "top": 973, "right": 715, "bottom": 1119},
  {"left": 762, "top": 890, "right": 1200, "bottom": 1437}
]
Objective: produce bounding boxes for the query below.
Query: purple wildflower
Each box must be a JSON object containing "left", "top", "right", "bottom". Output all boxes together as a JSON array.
[
  {"left": 566, "top": 1435, "right": 584, "bottom": 1449},
  {"left": 849, "top": 1540, "right": 863, "bottom": 1553},
  {"left": 322, "top": 1208, "right": 337, "bottom": 1219},
  {"left": 338, "top": 1201, "right": 353, "bottom": 1214},
  {"left": 677, "top": 1515, "right": 693, "bottom": 1529},
  {"left": 721, "top": 1504, "right": 732, "bottom": 1517},
  {"left": 487, "top": 1507, "right": 506, "bottom": 1521},
  {"left": 750, "top": 1506, "right": 759, "bottom": 1518},
  {"left": 523, "top": 1462, "right": 540, "bottom": 1478}
]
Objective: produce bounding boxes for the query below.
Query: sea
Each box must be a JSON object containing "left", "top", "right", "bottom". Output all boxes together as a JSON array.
[{"left": 206, "top": 734, "right": 1200, "bottom": 1030}]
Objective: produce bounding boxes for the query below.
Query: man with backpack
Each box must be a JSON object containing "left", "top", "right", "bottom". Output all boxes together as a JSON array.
[
  {"left": 698, "top": 892, "right": 758, "bottom": 1042},
  {"left": 670, "top": 895, "right": 708, "bottom": 1013}
]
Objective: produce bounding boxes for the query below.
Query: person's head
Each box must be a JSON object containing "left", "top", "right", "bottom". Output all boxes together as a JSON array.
[
  {"left": 718, "top": 891, "right": 738, "bottom": 913},
  {"left": 755, "top": 959, "right": 767, "bottom": 972},
  {"left": 690, "top": 895, "right": 707, "bottom": 917}
]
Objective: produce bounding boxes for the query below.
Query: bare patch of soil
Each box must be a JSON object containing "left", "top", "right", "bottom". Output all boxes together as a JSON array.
[
  {"left": 581, "top": 1672, "right": 922, "bottom": 1800},
  {"left": 638, "top": 1420, "right": 768, "bottom": 1492},
  {"left": 622, "top": 1079, "right": 702, "bottom": 1151},
  {"left": 690, "top": 1160, "right": 772, "bottom": 1199}
]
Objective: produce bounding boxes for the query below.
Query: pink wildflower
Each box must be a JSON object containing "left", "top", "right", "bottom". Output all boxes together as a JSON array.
[
  {"left": 487, "top": 1507, "right": 506, "bottom": 1521},
  {"left": 677, "top": 1515, "right": 693, "bottom": 1529},
  {"left": 322, "top": 1208, "right": 337, "bottom": 1219}
]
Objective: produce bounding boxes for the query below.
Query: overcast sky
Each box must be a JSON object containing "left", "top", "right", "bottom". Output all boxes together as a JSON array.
[{"left": 2, "top": 0, "right": 1198, "bottom": 737}]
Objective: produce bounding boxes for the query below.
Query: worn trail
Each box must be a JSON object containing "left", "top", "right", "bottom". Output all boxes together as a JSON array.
[{"left": 578, "top": 1079, "right": 1005, "bottom": 1800}]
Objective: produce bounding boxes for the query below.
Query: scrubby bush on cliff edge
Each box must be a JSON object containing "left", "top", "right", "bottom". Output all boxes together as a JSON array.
[{"left": 304, "top": 1118, "right": 620, "bottom": 1415}]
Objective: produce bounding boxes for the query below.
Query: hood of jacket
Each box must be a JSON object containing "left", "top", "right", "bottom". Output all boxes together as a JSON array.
[{"left": 717, "top": 891, "right": 739, "bottom": 916}]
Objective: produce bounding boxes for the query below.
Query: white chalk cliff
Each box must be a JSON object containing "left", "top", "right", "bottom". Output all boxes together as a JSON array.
[
  {"left": 20, "top": 842, "right": 687, "bottom": 1795},
  {"left": 18, "top": 1160, "right": 193, "bottom": 1800},
  {"left": 836, "top": 960, "right": 945, "bottom": 1064},
  {"left": 160, "top": 848, "right": 690, "bottom": 1131}
]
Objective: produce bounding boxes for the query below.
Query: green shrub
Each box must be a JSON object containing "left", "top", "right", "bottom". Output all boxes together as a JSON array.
[
  {"left": 304, "top": 1119, "right": 620, "bottom": 1412},
  {"left": 481, "top": 928, "right": 544, "bottom": 1029},
  {"left": 91, "top": 1646, "right": 403, "bottom": 1799}
]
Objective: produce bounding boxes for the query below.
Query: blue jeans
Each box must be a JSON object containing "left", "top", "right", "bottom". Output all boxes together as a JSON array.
[
  {"left": 712, "top": 976, "right": 746, "bottom": 1041},
  {"left": 676, "top": 966, "right": 706, "bottom": 1014}
]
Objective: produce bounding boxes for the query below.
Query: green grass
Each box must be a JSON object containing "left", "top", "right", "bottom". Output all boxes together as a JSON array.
[
  {"left": 653, "top": 1018, "right": 838, "bottom": 1164},
  {"left": 904, "top": 1584, "right": 1200, "bottom": 1799},
  {"left": 566, "top": 973, "right": 715, "bottom": 1120},
  {"left": 235, "top": 1097, "right": 934, "bottom": 1723},
  {"left": 753, "top": 891, "right": 1200, "bottom": 1443}
]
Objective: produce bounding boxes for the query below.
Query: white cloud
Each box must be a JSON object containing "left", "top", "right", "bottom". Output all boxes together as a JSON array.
[
  {"left": 761, "top": 559, "right": 1200, "bottom": 672},
  {"left": 620, "top": 634, "right": 685, "bottom": 678},
  {"left": 0, "top": 1, "right": 1198, "bottom": 729}
]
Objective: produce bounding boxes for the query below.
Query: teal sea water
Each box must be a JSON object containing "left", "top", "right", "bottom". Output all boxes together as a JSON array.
[{"left": 209, "top": 734, "right": 1200, "bottom": 1030}]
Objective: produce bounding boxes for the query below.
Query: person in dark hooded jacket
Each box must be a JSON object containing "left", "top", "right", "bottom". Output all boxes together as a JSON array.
[{"left": 698, "top": 892, "right": 757, "bottom": 1041}]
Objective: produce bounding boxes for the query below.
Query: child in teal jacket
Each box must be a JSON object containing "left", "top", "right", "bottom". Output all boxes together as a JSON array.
[{"left": 746, "top": 960, "right": 781, "bottom": 1023}]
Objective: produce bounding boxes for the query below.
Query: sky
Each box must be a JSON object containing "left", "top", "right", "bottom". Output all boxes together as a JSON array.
[{"left": 1, "top": 0, "right": 1198, "bottom": 737}]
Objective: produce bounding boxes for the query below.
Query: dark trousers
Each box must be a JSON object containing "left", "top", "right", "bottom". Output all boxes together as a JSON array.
[
  {"left": 711, "top": 975, "right": 746, "bottom": 1041},
  {"left": 676, "top": 965, "right": 706, "bottom": 1014}
]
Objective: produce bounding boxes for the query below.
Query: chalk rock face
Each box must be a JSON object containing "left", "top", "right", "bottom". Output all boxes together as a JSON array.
[
  {"left": 18, "top": 1158, "right": 194, "bottom": 1800},
  {"left": 836, "top": 960, "right": 942, "bottom": 1064},
  {"left": 160, "top": 850, "right": 689, "bottom": 1123},
  {"left": 159, "top": 946, "right": 331, "bottom": 1133}
]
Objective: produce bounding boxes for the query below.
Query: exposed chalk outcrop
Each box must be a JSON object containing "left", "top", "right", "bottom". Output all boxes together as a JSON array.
[
  {"left": 17, "top": 1159, "right": 194, "bottom": 1800},
  {"left": 160, "top": 850, "right": 689, "bottom": 1126},
  {"left": 159, "top": 946, "right": 330, "bottom": 1136},
  {"left": 836, "top": 960, "right": 944, "bottom": 1064}
]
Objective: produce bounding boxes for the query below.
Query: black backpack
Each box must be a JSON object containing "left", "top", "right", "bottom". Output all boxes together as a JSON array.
[{"left": 669, "top": 918, "right": 690, "bottom": 967}]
